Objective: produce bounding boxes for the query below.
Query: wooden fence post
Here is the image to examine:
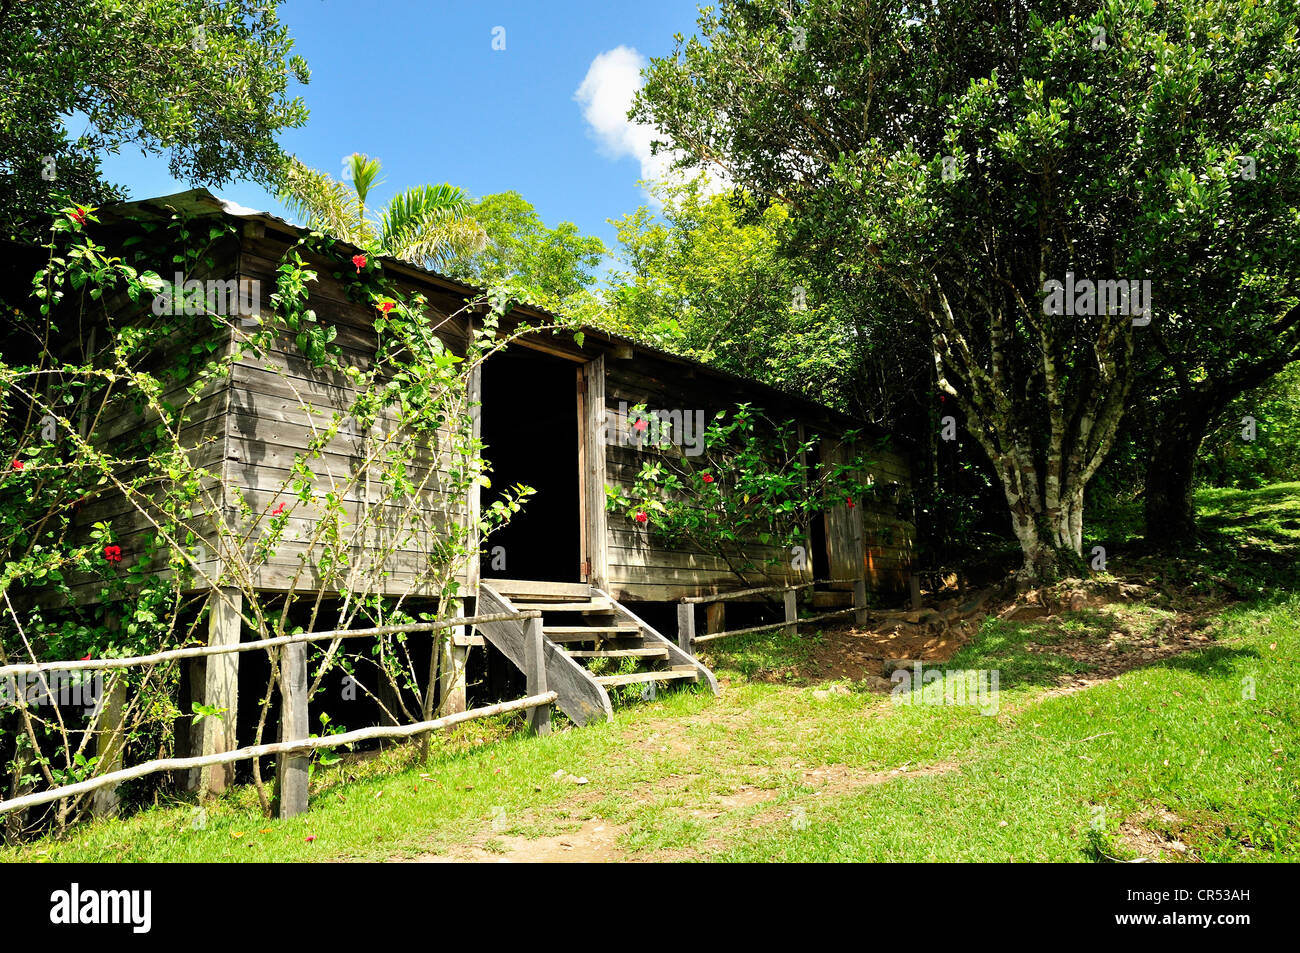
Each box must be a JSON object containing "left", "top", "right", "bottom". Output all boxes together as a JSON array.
[
  {"left": 523, "top": 617, "right": 550, "bottom": 736},
  {"left": 275, "top": 642, "right": 309, "bottom": 820},
  {"left": 909, "top": 573, "right": 923, "bottom": 610},
  {"left": 855, "top": 577, "right": 868, "bottom": 628},
  {"left": 677, "top": 602, "right": 695, "bottom": 656},
  {"left": 783, "top": 588, "right": 798, "bottom": 638}
]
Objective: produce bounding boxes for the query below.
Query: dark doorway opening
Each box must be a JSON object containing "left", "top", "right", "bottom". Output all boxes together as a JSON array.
[
  {"left": 478, "top": 347, "right": 582, "bottom": 583},
  {"left": 810, "top": 508, "right": 829, "bottom": 586}
]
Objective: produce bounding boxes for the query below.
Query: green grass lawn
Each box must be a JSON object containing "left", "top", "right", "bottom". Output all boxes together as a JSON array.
[{"left": 5, "top": 485, "right": 1299, "bottom": 862}]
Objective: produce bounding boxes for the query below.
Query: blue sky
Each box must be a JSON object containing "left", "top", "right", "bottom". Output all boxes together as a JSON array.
[{"left": 95, "top": 0, "right": 704, "bottom": 255}]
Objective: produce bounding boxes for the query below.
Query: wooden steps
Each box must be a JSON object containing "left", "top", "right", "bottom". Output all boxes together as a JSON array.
[
  {"left": 564, "top": 646, "right": 670, "bottom": 660},
  {"left": 543, "top": 624, "right": 640, "bottom": 642},
  {"left": 473, "top": 581, "right": 719, "bottom": 724},
  {"left": 512, "top": 599, "right": 613, "bottom": 613},
  {"left": 593, "top": 669, "right": 698, "bottom": 687},
  {"left": 482, "top": 579, "right": 592, "bottom": 599}
]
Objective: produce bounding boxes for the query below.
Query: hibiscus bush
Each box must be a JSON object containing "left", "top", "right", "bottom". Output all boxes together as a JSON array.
[{"left": 605, "top": 402, "right": 882, "bottom": 584}]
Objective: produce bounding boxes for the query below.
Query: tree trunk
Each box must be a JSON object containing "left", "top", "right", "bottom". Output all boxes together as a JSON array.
[
  {"left": 998, "top": 460, "right": 1065, "bottom": 587},
  {"left": 1144, "top": 393, "right": 1217, "bottom": 547}
]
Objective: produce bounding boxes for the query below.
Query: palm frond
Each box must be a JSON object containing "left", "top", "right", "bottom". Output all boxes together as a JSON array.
[
  {"left": 347, "top": 153, "right": 384, "bottom": 207},
  {"left": 278, "top": 156, "right": 372, "bottom": 245},
  {"left": 380, "top": 184, "right": 489, "bottom": 269}
]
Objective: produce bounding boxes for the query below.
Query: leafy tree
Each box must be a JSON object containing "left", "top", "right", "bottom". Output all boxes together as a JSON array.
[
  {"left": 279, "top": 153, "right": 488, "bottom": 270},
  {"left": 1128, "top": 0, "right": 1300, "bottom": 542},
  {"left": 634, "top": 0, "right": 1300, "bottom": 582},
  {"left": 598, "top": 178, "right": 862, "bottom": 407},
  {"left": 445, "top": 190, "right": 605, "bottom": 313},
  {"left": 0, "top": 0, "right": 309, "bottom": 235}
]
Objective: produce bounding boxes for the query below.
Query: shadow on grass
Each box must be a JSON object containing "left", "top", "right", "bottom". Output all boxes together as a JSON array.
[
  {"left": 1151, "top": 644, "right": 1261, "bottom": 681},
  {"left": 944, "top": 608, "right": 1259, "bottom": 692}
]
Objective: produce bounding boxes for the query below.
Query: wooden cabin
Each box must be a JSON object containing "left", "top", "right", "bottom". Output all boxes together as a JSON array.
[{"left": 7, "top": 189, "right": 916, "bottom": 765}]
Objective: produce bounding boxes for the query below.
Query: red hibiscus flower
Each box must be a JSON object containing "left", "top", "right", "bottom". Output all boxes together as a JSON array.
[
  {"left": 69, "top": 207, "right": 87, "bottom": 226},
  {"left": 271, "top": 502, "right": 286, "bottom": 517},
  {"left": 81, "top": 652, "right": 92, "bottom": 661},
  {"left": 351, "top": 254, "right": 367, "bottom": 273},
  {"left": 103, "top": 544, "right": 122, "bottom": 563},
  {"left": 378, "top": 301, "right": 395, "bottom": 313},
  {"left": 632, "top": 417, "right": 647, "bottom": 432},
  {"left": 846, "top": 498, "right": 856, "bottom": 509},
  {"left": 702, "top": 474, "right": 714, "bottom": 483},
  {"left": 634, "top": 511, "right": 649, "bottom": 524},
  {"left": 10, "top": 460, "right": 22, "bottom": 470},
  {"left": 305, "top": 834, "right": 317, "bottom": 844}
]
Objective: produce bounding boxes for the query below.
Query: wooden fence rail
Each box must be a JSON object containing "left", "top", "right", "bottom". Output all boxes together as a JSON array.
[
  {"left": 679, "top": 577, "right": 862, "bottom": 604},
  {"left": 0, "top": 691, "right": 558, "bottom": 818},
  {"left": 677, "top": 578, "right": 868, "bottom": 653},
  {"left": 1, "top": 609, "right": 552, "bottom": 821},
  {"left": 0, "top": 611, "right": 541, "bottom": 677}
]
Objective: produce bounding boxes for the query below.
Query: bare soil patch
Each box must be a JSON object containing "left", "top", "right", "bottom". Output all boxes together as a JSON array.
[
  {"left": 409, "top": 817, "right": 627, "bottom": 863},
  {"left": 744, "top": 575, "right": 1223, "bottom": 689},
  {"left": 1117, "top": 808, "right": 1200, "bottom": 862}
]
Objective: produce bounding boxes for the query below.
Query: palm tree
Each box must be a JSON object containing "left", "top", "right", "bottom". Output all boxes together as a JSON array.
[{"left": 279, "top": 153, "right": 488, "bottom": 271}]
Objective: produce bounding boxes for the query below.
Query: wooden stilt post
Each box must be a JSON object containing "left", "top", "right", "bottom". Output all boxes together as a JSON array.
[
  {"left": 523, "top": 617, "right": 550, "bottom": 736},
  {"left": 439, "top": 620, "right": 469, "bottom": 716},
  {"left": 705, "top": 602, "right": 725, "bottom": 638},
  {"left": 783, "top": 588, "right": 798, "bottom": 638},
  {"left": 191, "top": 587, "right": 242, "bottom": 795},
  {"left": 90, "top": 607, "right": 125, "bottom": 816},
  {"left": 275, "top": 642, "right": 309, "bottom": 819},
  {"left": 677, "top": 602, "right": 695, "bottom": 656},
  {"left": 855, "top": 577, "right": 868, "bottom": 628},
  {"left": 90, "top": 675, "right": 127, "bottom": 818},
  {"left": 376, "top": 676, "right": 402, "bottom": 730}
]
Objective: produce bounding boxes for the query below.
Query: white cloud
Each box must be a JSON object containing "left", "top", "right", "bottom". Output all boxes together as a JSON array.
[{"left": 575, "top": 46, "right": 728, "bottom": 194}]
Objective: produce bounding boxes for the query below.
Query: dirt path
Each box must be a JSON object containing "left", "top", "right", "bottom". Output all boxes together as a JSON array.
[{"left": 410, "top": 818, "right": 626, "bottom": 863}]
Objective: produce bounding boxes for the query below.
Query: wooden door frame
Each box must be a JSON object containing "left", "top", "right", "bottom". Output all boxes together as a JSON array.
[
  {"left": 578, "top": 354, "right": 608, "bottom": 588},
  {"left": 465, "top": 362, "right": 483, "bottom": 590},
  {"left": 474, "top": 341, "right": 594, "bottom": 585}
]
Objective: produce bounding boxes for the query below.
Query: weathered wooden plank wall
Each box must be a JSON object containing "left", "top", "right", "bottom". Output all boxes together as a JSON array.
[
  {"left": 48, "top": 225, "right": 484, "bottom": 605},
  {"left": 226, "top": 230, "right": 476, "bottom": 597},
  {"left": 602, "top": 356, "right": 804, "bottom": 602},
  {"left": 858, "top": 447, "right": 914, "bottom": 591},
  {"left": 600, "top": 353, "right": 914, "bottom": 602},
  {"left": 822, "top": 435, "right": 914, "bottom": 592},
  {"left": 49, "top": 240, "right": 241, "bottom": 607}
]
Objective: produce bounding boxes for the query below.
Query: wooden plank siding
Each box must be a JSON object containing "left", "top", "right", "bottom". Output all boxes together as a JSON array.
[
  {"left": 820, "top": 435, "right": 914, "bottom": 592},
  {"left": 46, "top": 236, "right": 242, "bottom": 607},
  {"left": 600, "top": 356, "right": 811, "bottom": 603},
  {"left": 49, "top": 222, "right": 484, "bottom": 604},
  {"left": 226, "top": 230, "right": 478, "bottom": 597},
  {"left": 599, "top": 355, "right": 915, "bottom": 603}
]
